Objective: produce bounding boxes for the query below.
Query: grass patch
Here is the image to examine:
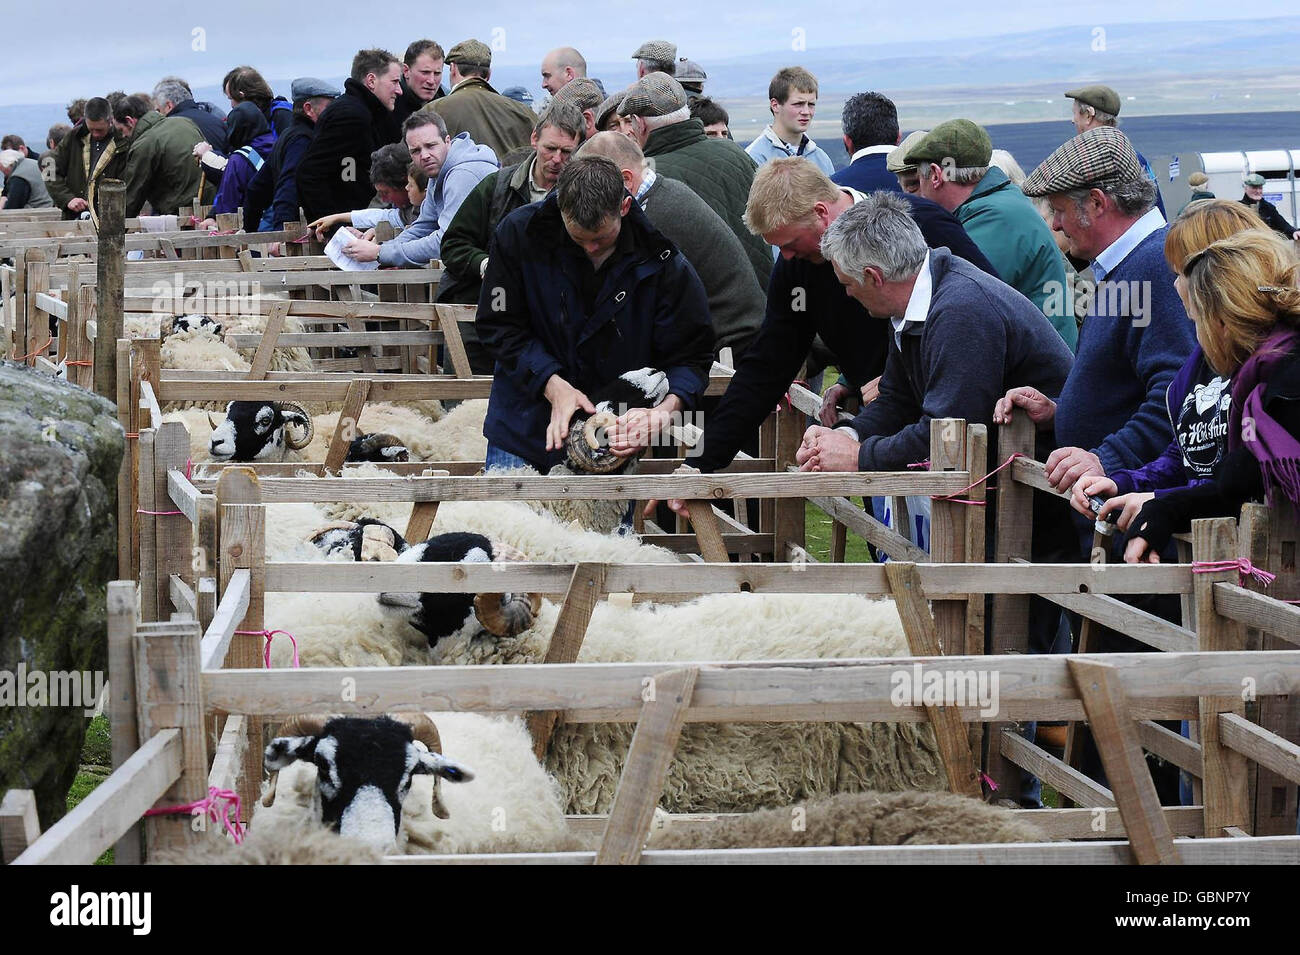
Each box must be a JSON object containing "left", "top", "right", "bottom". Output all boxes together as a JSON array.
[
  {"left": 67, "top": 766, "right": 114, "bottom": 865},
  {"left": 81, "top": 713, "right": 111, "bottom": 767}
]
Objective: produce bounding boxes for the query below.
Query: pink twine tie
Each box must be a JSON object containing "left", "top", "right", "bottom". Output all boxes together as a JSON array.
[
  {"left": 930, "top": 452, "right": 1025, "bottom": 507},
  {"left": 981, "top": 772, "right": 999, "bottom": 792},
  {"left": 144, "top": 786, "right": 244, "bottom": 844},
  {"left": 1192, "top": 558, "right": 1277, "bottom": 588},
  {"left": 236, "top": 629, "right": 301, "bottom": 669}
]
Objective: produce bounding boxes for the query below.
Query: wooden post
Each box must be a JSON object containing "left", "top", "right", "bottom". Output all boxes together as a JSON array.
[
  {"left": 987, "top": 409, "right": 1036, "bottom": 794},
  {"left": 94, "top": 178, "right": 126, "bottom": 400},
  {"left": 75, "top": 284, "right": 96, "bottom": 389},
  {"left": 0, "top": 790, "right": 42, "bottom": 864},
  {"left": 138, "top": 429, "right": 158, "bottom": 621},
  {"left": 928, "top": 419, "right": 967, "bottom": 655},
  {"left": 246, "top": 300, "right": 288, "bottom": 380},
  {"left": 757, "top": 412, "right": 776, "bottom": 541},
  {"left": 404, "top": 471, "right": 440, "bottom": 543},
  {"left": 12, "top": 249, "right": 28, "bottom": 364},
  {"left": 23, "top": 247, "right": 49, "bottom": 366},
  {"left": 155, "top": 422, "right": 194, "bottom": 617},
  {"left": 773, "top": 399, "right": 804, "bottom": 558},
  {"left": 106, "top": 580, "right": 142, "bottom": 864},
  {"left": 884, "top": 562, "right": 982, "bottom": 798},
  {"left": 595, "top": 667, "right": 698, "bottom": 865},
  {"left": 115, "top": 340, "right": 132, "bottom": 579},
  {"left": 135, "top": 616, "right": 209, "bottom": 858},
  {"left": 686, "top": 501, "right": 731, "bottom": 563},
  {"left": 320, "top": 378, "right": 370, "bottom": 475},
  {"left": 1194, "top": 517, "right": 1251, "bottom": 837},
  {"left": 1069, "top": 659, "right": 1182, "bottom": 864},
  {"left": 1063, "top": 525, "right": 1109, "bottom": 805},
  {"left": 215, "top": 213, "right": 240, "bottom": 259},
  {"left": 526, "top": 563, "right": 608, "bottom": 760},
  {"left": 216, "top": 469, "right": 266, "bottom": 813}
]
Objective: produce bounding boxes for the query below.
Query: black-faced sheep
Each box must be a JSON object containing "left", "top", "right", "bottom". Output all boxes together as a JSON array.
[
  {"left": 561, "top": 367, "right": 669, "bottom": 475},
  {"left": 263, "top": 713, "right": 473, "bottom": 852}
]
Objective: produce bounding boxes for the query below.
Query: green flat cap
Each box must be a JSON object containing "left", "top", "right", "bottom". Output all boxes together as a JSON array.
[
  {"left": 1022, "top": 126, "right": 1144, "bottom": 197},
  {"left": 1243, "top": 173, "right": 1266, "bottom": 186},
  {"left": 1065, "top": 85, "right": 1121, "bottom": 117},
  {"left": 904, "top": 119, "right": 992, "bottom": 169},
  {"left": 618, "top": 72, "right": 687, "bottom": 118},
  {"left": 887, "top": 130, "right": 929, "bottom": 173},
  {"left": 446, "top": 39, "right": 492, "bottom": 68}
]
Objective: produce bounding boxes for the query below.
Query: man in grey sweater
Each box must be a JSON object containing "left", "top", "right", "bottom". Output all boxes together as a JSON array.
[
  {"left": 797, "top": 192, "right": 1073, "bottom": 472},
  {"left": 576, "top": 131, "right": 765, "bottom": 359}
]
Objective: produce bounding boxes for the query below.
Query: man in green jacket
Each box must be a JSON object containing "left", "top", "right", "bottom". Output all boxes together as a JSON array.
[
  {"left": 432, "top": 39, "right": 535, "bottom": 162},
  {"left": 908, "top": 119, "right": 1076, "bottom": 350},
  {"left": 618, "top": 72, "right": 771, "bottom": 292},
  {"left": 47, "top": 96, "right": 129, "bottom": 223},
  {"left": 113, "top": 94, "right": 210, "bottom": 217}
]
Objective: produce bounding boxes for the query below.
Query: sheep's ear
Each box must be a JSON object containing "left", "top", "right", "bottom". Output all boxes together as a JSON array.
[
  {"left": 254, "top": 405, "right": 277, "bottom": 434},
  {"left": 414, "top": 751, "right": 474, "bottom": 783},
  {"left": 264, "top": 734, "right": 319, "bottom": 770}
]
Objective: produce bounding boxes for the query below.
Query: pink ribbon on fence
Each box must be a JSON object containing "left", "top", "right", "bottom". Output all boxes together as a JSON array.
[
  {"left": 981, "top": 772, "right": 999, "bottom": 792},
  {"left": 1191, "top": 558, "right": 1277, "bottom": 588},
  {"left": 929, "top": 452, "right": 1025, "bottom": 507},
  {"left": 235, "top": 629, "right": 301, "bottom": 669},
  {"left": 143, "top": 786, "right": 244, "bottom": 844}
]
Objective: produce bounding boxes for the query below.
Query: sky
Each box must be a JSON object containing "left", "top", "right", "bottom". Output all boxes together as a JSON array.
[{"left": 4, "top": 0, "right": 1300, "bottom": 106}]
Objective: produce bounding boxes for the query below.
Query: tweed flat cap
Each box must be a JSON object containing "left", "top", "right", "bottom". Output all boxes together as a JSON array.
[
  {"left": 676, "top": 58, "right": 707, "bottom": 85},
  {"left": 904, "top": 119, "right": 992, "bottom": 169},
  {"left": 1022, "top": 126, "right": 1145, "bottom": 197},
  {"left": 1244, "top": 173, "right": 1266, "bottom": 187},
  {"left": 632, "top": 40, "right": 677, "bottom": 63},
  {"left": 618, "top": 72, "right": 687, "bottom": 117},
  {"left": 446, "top": 39, "right": 492, "bottom": 67},
  {"left": 596, "top": 89, "right": 627, "bottom": 129},
  {"left": 291, "top": 77, "right": 340, "bottom": 102},
  {"left": 1065, "top": 85, "right": 1121, "bottom": 117},
  {"left": 887, "top": 130, "right": 929, "bottom": 173},
  {"left": 554, "top": 76, "right": 603, "bottom": 111},
  {"left": 1187, "top": 171, "right": 1209, "bottom": 187}
]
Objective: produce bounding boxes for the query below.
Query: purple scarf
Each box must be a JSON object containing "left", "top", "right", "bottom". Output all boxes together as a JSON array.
[{"left": 1228, "top": 324, "right": 1300, "bottom": 507}]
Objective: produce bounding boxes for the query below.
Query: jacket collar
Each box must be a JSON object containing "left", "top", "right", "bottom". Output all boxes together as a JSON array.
[
  {"left": 344, "top": 77, "right": 390, "bottom": 121},
  {"left": 508, "top": 157, "right": 535, "bottom": 193},
  {"left": 967, "top": 165, "right": 1012, "bottom": 202},
  {"left": 448, "top": 75, "right": 497, "bottom": 96},
  {"left": 644, "top": 118, "right": 706, "bottom": 156},
  {"left": 132, "top": 110, "right": 164, "bottom": 138}
]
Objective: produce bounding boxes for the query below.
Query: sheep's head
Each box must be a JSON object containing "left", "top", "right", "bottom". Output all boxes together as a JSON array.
[
  {"left": 564, "top": 367, "right": 670, "bottom": 474},
  {"left": 208, "top": 400, "right": 313, "bottom": 461},
  {"left": 309, "top": 518, "right": 408, "bottom": 562},
  {"left": 348, "top": 432, "right": 410, "bottom": 463},
  {"left": 164, "top": 313, "right": 224, "bottom": 338},
  {"left": 264, "top": 714, "right": 473, "bottom": 852},
  {"left": 377, "top": 533, "right": 542, "bottom": 645}
]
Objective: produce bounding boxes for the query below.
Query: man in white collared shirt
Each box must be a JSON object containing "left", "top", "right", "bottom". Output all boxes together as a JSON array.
[
  {"left": 832, "top": 92, "right": 905, "bottom": 195},
  {"left": 797, "top": 193, "right": 1073, "bottom": 473}
]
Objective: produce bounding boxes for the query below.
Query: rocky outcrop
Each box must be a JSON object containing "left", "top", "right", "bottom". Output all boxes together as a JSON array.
[{"left": 0, "top": 363, "right": 123, "bottom": 830}]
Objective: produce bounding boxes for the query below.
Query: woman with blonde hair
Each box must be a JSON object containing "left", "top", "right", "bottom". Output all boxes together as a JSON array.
[
  {"left": 1071, "top": 200, "right": 1271, "bottom": 532},
  {"left": 1121, "top": 225, "right": 1300, "bottom": 562}
]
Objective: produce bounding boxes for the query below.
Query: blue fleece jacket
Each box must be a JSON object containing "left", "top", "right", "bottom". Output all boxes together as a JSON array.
[
  {"left": 1053, "top": 226, "right": 1197, "bottom": 474},
  {"left": 378, "top": 132, "right": 498, "bottom": 267}
]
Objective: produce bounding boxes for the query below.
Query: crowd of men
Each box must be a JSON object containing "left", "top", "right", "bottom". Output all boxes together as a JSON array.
[{"left": 9, "top": 39, "right": 1297, "bottom": 802}]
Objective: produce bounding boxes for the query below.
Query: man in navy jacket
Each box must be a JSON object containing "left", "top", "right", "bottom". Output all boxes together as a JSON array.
[{"left": 477, "top": 156, "right": 714, "bottom": 472}]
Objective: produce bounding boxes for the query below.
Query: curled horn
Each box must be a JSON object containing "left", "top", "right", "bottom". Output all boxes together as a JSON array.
[
  {"left": 262, "top": 713, "right": 330, "bottom": 807},
  {"left": 279, "top": 401, "right": 314, "bottom": 450},
  {"left": 564, "top": 411, "right": 626, "bottom": 474},
  {"left": 207, "top": 411, "right": 218, "bottom": 431},
  {"left": 392, "top": 714, "right": 453, "bottom": 819},
  {"left": 473, "top": 591, "right": 542, "bottom": 638}
]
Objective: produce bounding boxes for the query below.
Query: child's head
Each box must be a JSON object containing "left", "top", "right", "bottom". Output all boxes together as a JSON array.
[{"left": 407, "top": 162, "right": 429, "bottom": 206}]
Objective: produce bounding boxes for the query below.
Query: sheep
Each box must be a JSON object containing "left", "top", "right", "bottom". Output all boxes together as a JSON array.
[
  {"left": 244, "top": 711, "right": 575, "bottom": 857},
  {"left": 152, "top": 821, "right": 386, "bottom": 865},
  {"left": 261, "top": 713, "right": 473, "bottom": 852},
  {"left": 645, "top": 790, "right": 1047, "bottom": 849}
]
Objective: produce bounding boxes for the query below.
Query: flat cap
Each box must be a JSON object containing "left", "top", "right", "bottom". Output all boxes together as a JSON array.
[
  {"left": 1187, "top": 171, "right": 1209, "bottom": 187},
  {"left": 1065, "top": 85, "right": 1121, "bottom": 117},
  {"left": 632, "top": 40, "right": 677, "bottom": 63},
  {"left": 886, "top": 130, "right": 929, "bottom": 174},
  {"left": 676, "top": 58, "right": 707, "bottom": 85},
  {"left": 446, "top": 39, "right": 492, "bottom": 67},
  {"left": 1243, "top": 172, "right": 1266, "bottom": 187},
  {"left": 1022, "top": 126, "right": 1145, "bottom": 197},
  {"left": 291, "top": 77, "right": 340, "bottom": 102},
  {"left": 554, "top": 76, "right": 603, "bottom": 111},
  {"left": 904, "top": 119, "right": 992, "bottom": 169},
  {"left": 618, "top": 72, "right": 687, "bottom": 118},
  {"left": 596, "top": 89, "right": 627, "bottom": 129}
]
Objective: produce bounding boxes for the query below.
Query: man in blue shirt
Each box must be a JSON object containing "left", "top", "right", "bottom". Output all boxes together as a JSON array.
[{"left": 746, "top": 66, "right": 835, "bottom": 175}]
